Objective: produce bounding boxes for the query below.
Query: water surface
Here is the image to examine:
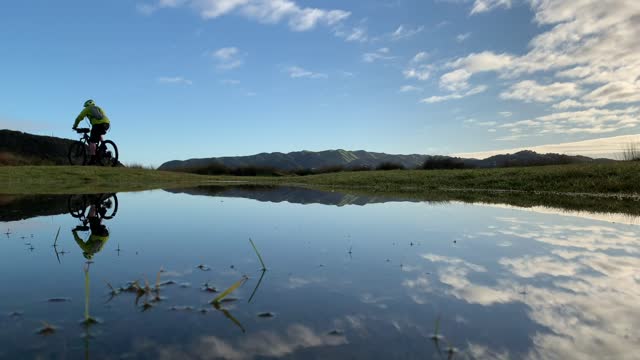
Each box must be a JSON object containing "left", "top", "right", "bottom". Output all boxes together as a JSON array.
[{"left": 1, "top": 187, "right": 639, "bottom": 359}]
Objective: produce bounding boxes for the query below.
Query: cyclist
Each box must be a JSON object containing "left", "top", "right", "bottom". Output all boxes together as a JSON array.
[
  {"left": 71, "top": 195, "right": 111, "bottom": 260},
  {"left": 72, "top": 100, "right": 110, "bottom": 165}
]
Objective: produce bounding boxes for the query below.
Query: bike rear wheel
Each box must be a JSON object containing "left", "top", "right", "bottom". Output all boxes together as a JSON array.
[
  {"left": 98, "top": 140, "right": 119, "bottom": 167},
  {"left": 99, "top": 194, "right": 119, "bottom": 219},
  {"left": 68, "top": 141, "right": 87, "bottom": 166}
]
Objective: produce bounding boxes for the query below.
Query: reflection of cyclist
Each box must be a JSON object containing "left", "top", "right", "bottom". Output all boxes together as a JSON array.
[
  {"left": 72, "top": 100, "right": 110, "bottom": 165},
  {"left": 72, "top": 200, "right": 110, "bottom": 260}
]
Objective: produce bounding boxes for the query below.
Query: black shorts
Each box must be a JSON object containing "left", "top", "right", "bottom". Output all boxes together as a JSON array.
[{"left": 90, "top": 123, "right": 110, "bottom": 143}]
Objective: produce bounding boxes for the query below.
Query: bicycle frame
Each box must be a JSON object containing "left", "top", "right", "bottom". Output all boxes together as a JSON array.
[
  {"left": 70, "top": 124, "right": 118, "bottom": 167},
  {"left": 76, "top": 132, "right": 104, "bottom": 147}
]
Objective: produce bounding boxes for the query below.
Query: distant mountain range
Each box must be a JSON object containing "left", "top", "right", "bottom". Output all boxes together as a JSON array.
[
  {"left": 159, "top": 149, "right": 612, "bottom": 172},
  {"left": 0, "top": 129, "right": 614, "bottom": 169},
  {"left": 158, "top": 150, "right": 430, "bottom": 171}
]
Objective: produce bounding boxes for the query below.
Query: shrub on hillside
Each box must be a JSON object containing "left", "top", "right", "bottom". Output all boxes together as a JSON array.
[
  {"left": 182, "top": 162, "right": 282, "bottom": 176},
  {"left": 376, "top": 162, "right": 405, "bottom": 170},
  {"left": 422, "top": 157, "right": 467, "bottom": 170},
  {"left": 622, "top": 143, "right": 640, "bottom": 161}
]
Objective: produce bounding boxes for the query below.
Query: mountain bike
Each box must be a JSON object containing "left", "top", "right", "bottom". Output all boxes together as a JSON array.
[
  {"left": 68, "top": 128, "right": 119, "bottom": 166},
  {"left": 68, "top": 193, "right": 119, "bottom": 221}
]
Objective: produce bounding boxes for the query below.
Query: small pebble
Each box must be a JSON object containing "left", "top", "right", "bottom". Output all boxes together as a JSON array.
[
  {"left": 47, "top": 298, "right": 72, "bottom": 303},
  {"left": 36, "top": 323, "right": 58, "bottom": 336}
]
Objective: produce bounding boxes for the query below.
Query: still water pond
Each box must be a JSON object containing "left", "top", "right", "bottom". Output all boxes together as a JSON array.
[{"left": 1, "top": 187, "right": 639, "bottom": 359}]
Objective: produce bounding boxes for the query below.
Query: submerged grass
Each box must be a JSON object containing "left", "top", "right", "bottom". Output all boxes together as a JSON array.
[
  {"left": 53, "top": 226, "right": 60, "bottom": 246},
  {"left": 249, "top": 238, "right": 267, "bottom": 271},
  {"left": 211, "top": 276, "right": 249, "bottom": 305}
]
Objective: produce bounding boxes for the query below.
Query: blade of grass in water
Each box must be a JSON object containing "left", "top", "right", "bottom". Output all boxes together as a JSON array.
[
  {"left": 155, "top": 269, "right": 161, "bottom": 290},
  {"left": 249, "top": 238, "right": 267, "bottom": 270},
  {"left": 248, "top": 270, "right": 266, "bottom": 303},
  {"left": 212, "top": 275, "right": 248, "bottom": 304},
  {"left": 216, "top": 307, "right": 246, "bottom": 333},
  {"left": 84, "top": 266, "right": 90, "bottom": 322},
  {"left": 54, "top": 226, "right": 61, "bottom": 246}
]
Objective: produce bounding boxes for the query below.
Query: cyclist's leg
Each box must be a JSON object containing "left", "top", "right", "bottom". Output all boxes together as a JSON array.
[
  {"left": 89, "top": 126, "right": 101, "bottom": 157},
  {"left": 88, "top": 124, "right": 108, "bottom": 159}
]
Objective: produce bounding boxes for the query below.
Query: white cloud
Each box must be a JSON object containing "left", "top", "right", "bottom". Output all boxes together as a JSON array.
[
  {"left": 403, "top": 67, "right": 430, "bottom": 81},
  {"left": 390, "top": 25, "right": 425, "bottom": 41},
  {"left": 334, "top": 26, "right": 368, "bottom": 42},
  {"left": 137, "top": 0, "right": 187, "bottom": 14},
  {"left": 220, "top": 79, "right": 240, "bottom": 85},
  {"left": 140, "top": 0, "right": 350, "bottom": 32},
  {"left": 421, "top": 85, "right": 487, "bottom": 104},
  {"left": 212, "top": 47, "right": 244, "bottom": 70},
  {"left": 499, "top": 111, "right": 512, "bottom": 117},
  {"left": 399, "top": 85, "right": 423, "bottom": 93},
  {"left": 443, "top": 0, "right": 640, "bottom": 117},
  {"left": 411, "top": 51, "right": 429, "bottom": 63},
  {"left": 455, "top": 133, "right": 640, "bottom": 159},
  {"left": 552, "top": 99, "right": 583, "bottom": 110},
  {"left": 132, "top": 324, "right": 347, "bottom": 359},
  {"left": 403, "top": 51, "right": 431, "bottom": 81},
  {"left": 582, "top": 81, "right": 640, "bottom": 107},
  {"left": 465, "top": 119, "right": 497, "bottom": 127},
  {"left": 157, "top": 76, "right": 193, "bottom": 85},
  {"left": 287, "top": 66, "right": 327, "bottom": 79},
  {"left": 470, "top": 0, "right": 511, "bottom": 15},
  {"left": 500, "top": 80, "right": 582, "bottom": 103},
  {"left": 447, "top": 51, "right": 514, "bottom": 73},
  {"left": 499, "top": 256, "right": 583, "bottom": 278},
  {"left": 493, "top": 107, "right": 640, "bottom": 138},
  {"left": 362, "top": 48, "right": 395, "bottom": 63},
  {"left": 456, "top": 32, "right": 471, "bottom": 42},
  {"left": 440, "top": 69, "right": 472, "bottom": 91},
  {"left": 422, "top": 217, "right": 640, "bottom": 360},
  {"left": 136, "top": 3, "right": 158, "bottom": 15}
]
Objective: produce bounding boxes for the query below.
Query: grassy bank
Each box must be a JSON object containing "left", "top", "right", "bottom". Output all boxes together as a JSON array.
[
  {"left": 0, "top": 166, "right": 238, "bottom": 194},
  {"left": 1, "top": 162, "right": 639, "bottom": 196},
  {"left": 274, "top": 162, "right": 640, "bottom": 195}
]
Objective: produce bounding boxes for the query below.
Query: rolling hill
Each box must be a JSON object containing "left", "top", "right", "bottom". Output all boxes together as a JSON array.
[
  {"left": 0, "top": 130, "right": 76, "bottom": 165},
  {"left": 159, "top": 149, "right": 610, "bottom": 172},
  {"left": 158, "top": 149, "right": 431, "bottom": 171}
]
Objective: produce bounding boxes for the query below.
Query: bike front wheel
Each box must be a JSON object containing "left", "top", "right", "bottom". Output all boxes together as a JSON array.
[
  {"left": 68, "top": 141, "right": 87, "bottom": 166},
  {"left": 98, "top": 140, "right": 119, "bottom": 167}
]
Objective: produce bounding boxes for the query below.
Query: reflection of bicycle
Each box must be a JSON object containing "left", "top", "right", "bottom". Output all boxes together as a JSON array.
[
  {"left": 68, "top": 194, "right": 119, "bottom": 220},
  {"left": 68, "top": 128, "right": 119, "bottom": 166}
]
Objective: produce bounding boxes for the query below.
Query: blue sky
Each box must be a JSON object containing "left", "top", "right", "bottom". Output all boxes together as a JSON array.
[{"left": 1, "top": 0, "right": 639, "bottom": 165}]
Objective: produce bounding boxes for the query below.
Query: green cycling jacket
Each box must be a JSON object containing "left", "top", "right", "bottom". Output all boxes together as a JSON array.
[
  {"left": 72, "top": 229, "right": 109, "bottom": 258},
  {"left": 73, "top": 106, "right": 110, "bottom": 128}
]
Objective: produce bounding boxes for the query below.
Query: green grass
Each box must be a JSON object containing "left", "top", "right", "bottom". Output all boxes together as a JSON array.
[
  {"left": 0, "top": 166, "right": 246, "bottom": 194},
  {"left": 2, "top": 162, "right": 640, "bottom": 197},
  {"left": 272, "top": 162, "right": 640, "bottom": 195}
]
